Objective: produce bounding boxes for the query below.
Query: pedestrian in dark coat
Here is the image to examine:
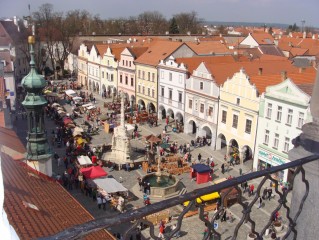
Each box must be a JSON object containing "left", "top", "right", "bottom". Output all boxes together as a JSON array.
[
  {"left": 221, "top": 163, "right": 225, "bottom": 174},
  {"left": 268, "top": 188, "right": 273, "bottom": 200}
]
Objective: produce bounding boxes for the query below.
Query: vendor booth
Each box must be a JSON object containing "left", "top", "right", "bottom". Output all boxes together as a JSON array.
[
  {"left": 92, "top": 178, "right": 128, "bottom": 194},
  {"left": 77, "top": 155, "right": 92, "bottom": 166},
  {"left": 80, "top": 166, "right": 107, "bottom": 179},
  {"left": 190, "top": 164, "right": 212, "bottom": 184},
  {"left": 65, "top": 89, "right": 77, "bottom": 98}
]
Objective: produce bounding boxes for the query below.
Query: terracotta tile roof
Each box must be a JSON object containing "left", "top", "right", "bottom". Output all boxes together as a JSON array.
[
  {"left": 175, "top": 55, "right": 236, "bottom": 74},
  {"left": 0, "top": 112, "right": 4, "bottom": 128},
  {"left": 0, "top": 50, "right": 13, "bottom": 72},
  {"left": 258, "top": 54, "right": 288, "bottom": 61},
  {"left": 1, "top": 152, "right": 113, "bottom": 240},
  {"left": 126, "top": 47, "right": 149, "bottom": 59},
  {"left": 250, "top": 33, "right": 274, "bottom": 45},
  {"left": 187, "top": 41, "right": 230, "bottom": 55},
  {"left": 206, "top": 59, "right": 316, "bottom": 88},
  {"left": 135, "top": 41, "right": 184, "bottom": 66},
  {"left": 197, "top": 36, "right": 225, "bottom": 42},
  {"left": 258, "top": 45, "right": 285, "bottom": 57},
  {"left": 0, "top": 21, "right": 21, "bottom": 45},
  {"left": 95, "top": 44, "right": 109, "bottom": 56},
  {"left": 296, "top": 83, "right": 314, "bottom": 96},
  {"left": 250, "top": 71, "right": 316, "bottom": 94},
  {"left": 290, "top": 47, "right": 309, "bottom": 56},
  {"left": 0, "top": 127, "right": 26, "bottom": 154}
]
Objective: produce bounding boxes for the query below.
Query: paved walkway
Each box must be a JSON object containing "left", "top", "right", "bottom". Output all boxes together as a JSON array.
[{"left": 12, "top": 89, "right": 290, "bottom": 239}]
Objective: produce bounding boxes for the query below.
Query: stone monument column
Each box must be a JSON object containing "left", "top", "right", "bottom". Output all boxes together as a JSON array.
[{"left": 288, "top": 66, "right": 319, "bottom": 240}]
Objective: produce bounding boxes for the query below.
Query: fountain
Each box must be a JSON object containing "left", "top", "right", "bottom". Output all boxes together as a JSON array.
[{"left": 142, "top": 154, "right": 182, "bottom": 199}]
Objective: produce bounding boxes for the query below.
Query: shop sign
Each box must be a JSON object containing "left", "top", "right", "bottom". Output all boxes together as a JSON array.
[{"left": 258, "top": 149, "right": 286, "bottom": 166}]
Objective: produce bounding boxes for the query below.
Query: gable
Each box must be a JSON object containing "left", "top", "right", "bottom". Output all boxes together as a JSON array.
[
  {"left": 121, "top": 48, "right": 133, "bottom": 57},
  {"left": 172, "top": 43, "right": 196, "bottom": 59},
  {"left": 240, "top": 34, "right": 259, "bottom": 47}
]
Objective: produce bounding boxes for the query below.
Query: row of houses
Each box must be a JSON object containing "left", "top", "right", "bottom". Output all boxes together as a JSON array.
[{"left": 75, "top": 35, "right": 317, "bottom": 184}]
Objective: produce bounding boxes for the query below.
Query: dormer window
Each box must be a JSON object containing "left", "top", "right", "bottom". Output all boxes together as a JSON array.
[
  {"left": 236, "top": 98, "right": 240, "bottom": 105},
  {"left": 200, "top": 82, "right": 203, "bottom": 90}
]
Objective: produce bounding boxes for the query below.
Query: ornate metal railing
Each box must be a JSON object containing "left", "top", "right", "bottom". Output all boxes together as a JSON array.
[{"left": 40, "top": 154, "right": 319, "bottom": 240}]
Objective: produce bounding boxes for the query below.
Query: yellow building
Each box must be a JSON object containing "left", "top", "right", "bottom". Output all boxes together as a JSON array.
[
  {"left": 216, "top": 68, "right": 260, "bottom": 165},
  {"left": 77, "top": 44, "right": 90, "bottom": 87},
  {"left": 134, "top": 41, "right": 195, "bottom": 113}
]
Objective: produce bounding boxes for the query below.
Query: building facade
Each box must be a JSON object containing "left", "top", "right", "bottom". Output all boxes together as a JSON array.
[
  {"left": 77, "top": 44, "right": 89, "bottom": 88},
  {"left": 157, "top": 56, "right": 188, "bottom": 124},
  {"left": 87, "top": 45, "right": 102, "bottom": 94},
  {"left": 184, "top": 62, "right": 219, "bottom": 149},
  {"left": 253, "top": 79, "right": 312, "bottom": 182},
  {"left": 216, "top": 68, "right": 260, "bottom": 165}
]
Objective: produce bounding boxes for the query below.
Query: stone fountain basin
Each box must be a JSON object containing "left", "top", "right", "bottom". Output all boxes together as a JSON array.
[{"left": 142, "top": 173, "right": 180, "bottom": 198}]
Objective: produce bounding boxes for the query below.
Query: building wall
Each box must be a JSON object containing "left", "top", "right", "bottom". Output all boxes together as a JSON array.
[
  {"left": 217, "top": 69, "right": 260, "bottom": 162},
  {"left": 184, "top": 62, "right": 219, "bottom": 149},
  {"left": 77, "top": 44, "right": 89, "bottom": 87},
  {"left": 253, "top": 79, "right": 311, "bottom": 182},
  {"left": 157, "top": 56, "right": 187, "bottom": 121},
  {"left": 87, "top": 46, "right": 101, "bottom": 94},
  {"left": 135, "top": 64, "right": 157, "bottom": 112},
  {"left": 117, "top": 48, "right": 136, "bottom": 101},
  {"left": 240, "top": 34, "right": 258, "bottom": 48},
  {"left": 101, "top": 47, "right": 118, "bottom": 96}
]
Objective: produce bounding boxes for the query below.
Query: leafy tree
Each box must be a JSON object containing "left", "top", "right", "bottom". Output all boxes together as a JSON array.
[
  {"left": 287, "top": 23, "right": 299, "bottom": 32},
  {"left": 169, "top": 17, "right": 179, "bottom": 34}
]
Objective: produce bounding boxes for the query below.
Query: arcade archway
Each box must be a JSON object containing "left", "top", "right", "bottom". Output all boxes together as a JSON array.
[
  {"left": 242, "top": 145, "right": 253, "bottom": 162},
  {"left": 159, "top": 105, "right": 166, "bottom": 119},
  {"left": 188, "top": 119, "right": 197, "bottom": 135},
  {"left": 148, "top": 102, "right": 156, "bottom": 113},
  {"left": 167, "top": 108, "right": 174, "bottom": 119},
  {"left": 176, "top": 112, "right": 183, "bottom": 123},
  {"left": 216, "top": 133, "right": 227, "bottom": 152},
  {"left": 138, "top": 99, "right": 146, "bottom": 111},
  {"left": 202, "top": 125, "right": 212, "bottom": 139}
]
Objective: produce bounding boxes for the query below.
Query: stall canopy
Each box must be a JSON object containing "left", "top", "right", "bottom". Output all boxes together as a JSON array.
[
  {"left": 73, "top": 126, "right": 84, "bottom": 137},
  {"left": 93, "top": 178, "right": 128, "bottom": 193},
  {"left": 191, "top": 164, "right": 211, "bottom": 173},
  {"left": 80, "top": 166, "right": 107, "bottom": 179},
  {"left": 77, "top": 155, "right": 92, "bottom": 165},
  {"left": 65, "top": 89, "right": 77, "bottom": 97}
]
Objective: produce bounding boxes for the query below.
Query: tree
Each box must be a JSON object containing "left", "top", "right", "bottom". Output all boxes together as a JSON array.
[
  {"left": 217, "top": 25, "right": 227, "bottom": 35},
  {"left": 169, "top": 17, "right": 179, "bottom": 34},
  {"left": 287, "top": 23, "right": 299, "bottom": 33},
  {"left": 137, "top": 11, "right": 168, "bottom": 34},
  {"left": 268, "top": 26, "right": 273, "bottom": 35},
  {"left": 173, "top": 11, "right": 202, "bottom": 34}
]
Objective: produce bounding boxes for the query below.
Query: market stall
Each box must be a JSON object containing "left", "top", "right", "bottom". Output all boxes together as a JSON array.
[
  {"left": 77, "top": 155, "right": 92, "bottom": 166},
  {"left": 92, "top": 178, "right": 128, "bottom": 194},
  {"left": 65, "top": 89, "right": 77, "bottom": 98},
  {"left": 190, "top": 164, "right": 212, "bottom": 184},
  {"left": 80, "top": 166, "right": 108, "bottom": 179}
]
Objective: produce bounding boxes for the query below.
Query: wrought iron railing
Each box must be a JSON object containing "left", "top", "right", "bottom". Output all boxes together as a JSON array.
[{"left": 39, "top": 154, "right": 319, "bottom": 240}]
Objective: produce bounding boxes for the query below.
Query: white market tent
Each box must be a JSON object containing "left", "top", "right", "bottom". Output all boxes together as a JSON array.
[
  {"left": 73, "top": 96, "right": 83, "bottom": 102},
  {"left": 82, "top": 103, "right": 93, "bottom": 108},
  {"left": 87, "top": 105, "right": 96, "bottom": 110},
  {"left": 65, "top": 89, "right": 77, "bottom": 97},
  {"left": 77, "top": 155, "right": 92, "bottom": 165},
  {"left": 125, "top": 124, "right": 135, "bottom": 132},
  {"left": 93, "top": 178, "right": 128, "bottom": 194}
]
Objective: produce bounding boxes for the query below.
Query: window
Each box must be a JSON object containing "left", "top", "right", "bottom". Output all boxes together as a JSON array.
[
  {"left": 152, "top": 73, "right": 155, "bottom": 82},
  {"left": 160, "top": 71, "right": 164, "bottom": 79},
  {"left": 161, "top": 87, "right": 164, "bottom": 97},
  {"left": 284, "top": 137, "right": 290, "bottom": 152},
  {"left": 148, "top": 72, "right": 150, "bottom": 81},
  {"left": 264, "top": 130, "right": 269, "bottom": 145},
  {"left": 111, "top": 74, "right": 114, "bottom": 81},
  {"left": 138, "top": 85, "right": 141, "bottom": 93},
  {"left": 287, "top": 109, "right": 293, "bottom": 125},
  {"left": 122, "top": 60, "right": 124, "bottom": 65},
  {"left": 142, "top": 86, "right": 145, "bottom": 94},
  {"left": 195, "top": 100, "right": 198, "bottom": 111},
  {"left": 200, "top": 104, "right": 204, "bottom": 113},
  {"left": 102, "top": 71, "right": 104, "bottom": 78},
  {"left": 125, "top": 76, "right": 128, "bottom": 85},
  {"left": 236, "top": 98, "right": 240, "bottom": 105},
  {"left": 276, "top": 106, "right": 282, "bottom": 122},
  {"left": 200, "top": 82, "right": 203, "bottom": 90},
  {"left": 245, "top": 119, "right": 252, "bottom": 134},
  {"left": 169, "top": 89, "right": 172, "bottom": 100},
  {"left": 131, "top": 78, "right": 134, "bottom": 86},
  {"left": 138, "top": 70, "right": 141, "bottom": 78},
  {"left": 126, "top": 60, "right": 128, "bottom": 66},
  {"left": 298, "top": 112, "right": 304, "bottom": 128},
  {"left": 179, "top": 75, "right": 182, "bottom": 83},
  {"left": 222, "top": 110, "right": 227, "bottom": 123},
  {"left": 120, "top": 75, "right": 122, "bottom": 83},
  {"left": 152, "top": 89, "right": 155, "bottom": 98},
  {"left": 129, "top": 61, "right": 131, "bottom": 67},
  {"left": 107, "top": 60, "right": 110, "bottom": 66},
  {"left": 148, "top": 88, "right": 150, "bottom": 96},
  {"left": 142, "top": 71, "right": 145, "bottom": 79},
  {"left": 189, "top": 99, "right": 193, "bottom": 109},
  {"left": 232, "top": 114, "right": 238, "bottom": 128},
  {"left": 273, "top": 133, "right": 279, "bottom": 149},
  {"left": 169, "top": 72, "right": 172, "bottom": 81},
  {"left": 208, "top": 107, "right": 213, "bottom": 116},
  {"left": 178, "top": 92, "right": 182, "bottom": 103},
  {"left": 266, "top": 103, "right": 272, "bottom": 119}
]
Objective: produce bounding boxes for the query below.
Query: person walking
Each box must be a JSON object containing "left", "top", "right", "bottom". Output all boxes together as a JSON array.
[
  {"left": 97, "top": 195, "right": 102, "bottom": 209},
  {"left": 257, "top": 196, "right": 263, "bottom": 209},
  {"left": 158, "top": 221, "right": 165, "bottom": 239},
  {"left": 198, "top": 153, "right": 202, "bottom": 162},
  {"left": 262, "top": 187, "right": 268, "bottom": 199},
  {"left": 221, "top": 208, "right": 227, "bottom": 222},
  {"left": 268, "top": 187, "right": 273, "bottom": 201},
  {"left": 221, "top": 163, "right": 225, "bottom": 174},
  {"left": 249, "top": 184, "right": 255, "bottom": 196}
]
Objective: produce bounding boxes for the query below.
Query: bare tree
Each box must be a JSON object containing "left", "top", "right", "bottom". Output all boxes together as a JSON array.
[
  {"left": 137, "top": 11, "right": 168, "bottom": 34},
  {"left": 173, "top": 11, "right": 202, "bottom": 34}
]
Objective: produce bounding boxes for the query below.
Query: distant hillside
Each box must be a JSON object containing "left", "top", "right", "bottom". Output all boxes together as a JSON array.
[{"left": 203, "top": 21, "right": 290, "bottom": 29}]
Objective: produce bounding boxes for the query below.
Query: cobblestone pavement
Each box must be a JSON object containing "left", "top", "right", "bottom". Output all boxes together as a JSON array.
[{"left": 13, "top": 88, "right": 290, "bottom": 239}]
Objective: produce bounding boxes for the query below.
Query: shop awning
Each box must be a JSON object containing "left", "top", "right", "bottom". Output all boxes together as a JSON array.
[
  {"left": 76, "top": 137, "right": 87, "bottom": 145},
  {"left": 191, "top": 164, "right": 211, "bottom": 173},
  {"left": 65, "top": 89, "right": 77, "bottom": 97},
  {"left": 93, "top": 177, "right": 128, "bottom": 193},
  {"left": 80, "top": 166, "right": 107, "bottom": 179},
  {"left": 63, "top": 117, "right": 73, "bottom": 125},
  {"left": 73, "top": 126, "right": 84, "bottom": 137},
  {"left": 77, "top": 155, "right": 92, "bottom": 165},
  {"left": 183, "top": 192, "right": 220, "bottom": 206}
]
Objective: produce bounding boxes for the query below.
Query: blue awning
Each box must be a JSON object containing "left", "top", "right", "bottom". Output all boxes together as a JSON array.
[{"left": 191, "top": 164, "right": 211, "bottom": 173}]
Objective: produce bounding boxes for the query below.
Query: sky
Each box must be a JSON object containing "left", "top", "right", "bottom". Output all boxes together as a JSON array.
[{"left": 1, "top": 0, "right": 319, "bottom": 27}]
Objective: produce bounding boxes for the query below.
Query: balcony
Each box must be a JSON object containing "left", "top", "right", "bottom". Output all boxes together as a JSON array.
[{"left": 39, "top": 154, "right": 319, "bottom": 240}]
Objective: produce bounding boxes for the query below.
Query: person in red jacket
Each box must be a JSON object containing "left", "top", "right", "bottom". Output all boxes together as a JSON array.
[{"left": 249, "top": 184, "right": 255, "bottom": 196}]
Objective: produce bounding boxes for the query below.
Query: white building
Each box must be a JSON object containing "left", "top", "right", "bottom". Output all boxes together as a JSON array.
[
  {"left": 157, "top": 56, "right": 188, "bottom": 124},
  {"left": 87, "top": 45, "right": 102, "bottom": 94},
  {"left": 253, "top": 77, "right": 313, "bottom": 183},
  {"left": 184, "top": 62, "right": 220, "bottom": 149}
]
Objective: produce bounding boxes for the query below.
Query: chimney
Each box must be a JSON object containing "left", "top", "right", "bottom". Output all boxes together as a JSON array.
[
  {"left": 258, "top": 67, "right": 263, "bottom": 75},
  {"left": 281, "top": 71, "right": 287, "bottom": 81},
  {"left": 299, "top": 67, "right": 306, "bottom": 73},
  {"left": 303, "top": 31, "right": 306, "bottom": 39}
]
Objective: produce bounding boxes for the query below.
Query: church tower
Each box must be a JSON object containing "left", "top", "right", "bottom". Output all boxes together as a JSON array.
[{"left": 21, "top": 36, "right": 52, "bottom": 176}]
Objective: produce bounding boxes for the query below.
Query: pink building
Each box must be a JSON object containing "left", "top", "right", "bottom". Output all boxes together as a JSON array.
[{"left": 117, "top": 47, "right": 148, "bottom": 105}]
